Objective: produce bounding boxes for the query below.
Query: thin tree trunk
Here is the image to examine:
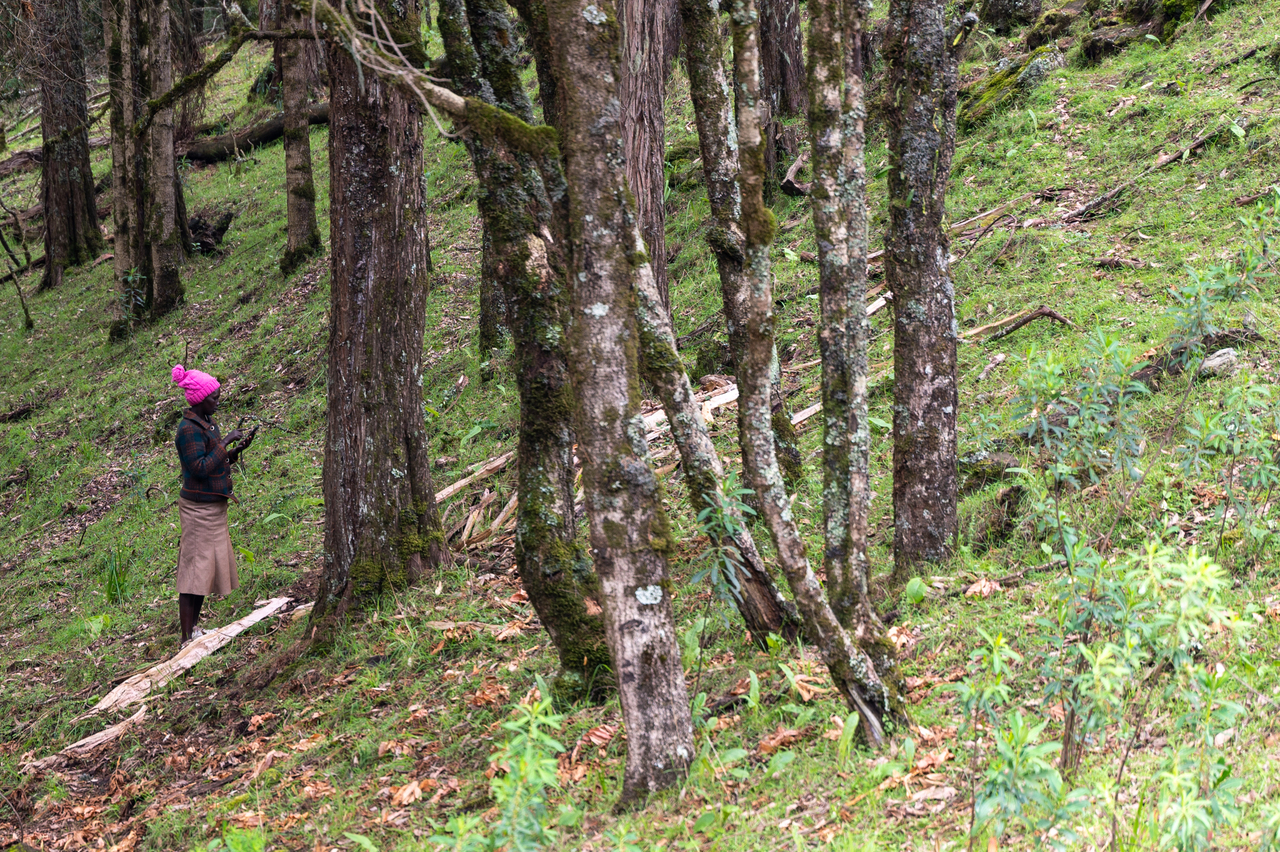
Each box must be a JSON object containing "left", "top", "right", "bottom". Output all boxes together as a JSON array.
[
  {"left": 477, "top": 229, "right": 506, "bottom": 376},
  {"left": 146, "top": 0, "right": 185, "bottom": 316},
  {"left": 883, "top": 1, "right": 972, "bottom": 584},
  {"left": 278, "top": 3, "right": 321, "bottom": 274},
  {"left": 105, "top": 0, "right": 151, "bottom": 338},
  {"left": 546, "top": 0, "right": 694, "bottom": 803},
  {"left": 35, "top": 0, "right": 104, "bottom": 291},
  {"left": 619, "top": 0, "right": 671, "bottom": 312},
  {"left": 437, "top": 0, "right": 613, "bottom": 700},
  {"left": 759, "top": 0, "right": 805, "bottom": 191},
  {"left": 309, "top": 0, "right": 450, "bottom": 645},
  {"left": 714, "top": 0, "right": 905, "bottom": 747}
]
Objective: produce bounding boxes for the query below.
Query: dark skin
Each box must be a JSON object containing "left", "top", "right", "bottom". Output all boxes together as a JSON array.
[{"left": 180, "top": 388, "right": 256, "bottom": 643}]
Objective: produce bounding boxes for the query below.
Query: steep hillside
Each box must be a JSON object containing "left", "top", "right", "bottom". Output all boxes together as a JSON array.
[{"left": 1, "top": 3, "right": 1279, "bottom": 849}]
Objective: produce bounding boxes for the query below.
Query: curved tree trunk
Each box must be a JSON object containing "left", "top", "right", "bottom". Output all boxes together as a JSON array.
[
  {"left": 147, "top": 0, "right": 186, "bottom": 317},
  {"left": 883, "top": 1, "right": 970, "bottom": 585},
  {"left": 278, "top": 4, "right": 322, "bottom": 274},
  {"left": 309, "top": 0, "right": 450, "bottom": 645},
  {"left": 546, "top": 0, "right": 694, "bottom": 804},
  {"left": 437, "top": 0, "right": 612, "bottom": 700},
  {"left": 700, "top": 0, "right": 905, "bottom": 747},
  {"left": 35, "top": 0, "right": 104, "bottom": 291},
  {"left": 619, "top": 0, "right": 671, "bottom": 312}
]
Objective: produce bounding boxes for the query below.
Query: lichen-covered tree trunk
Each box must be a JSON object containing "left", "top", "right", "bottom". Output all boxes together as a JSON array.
[
  {"left": 145, "top": 0, "right": 185, "bottom": 317},
  {"left": 106, "top": 0, "right": 152, "bottom": 336},
  {"left": 437, "top": 0, "right": 612, "bottom": 700},
  {"left": 633, "top": 239, "right": 800, "bottom": 646},
  {"left": 546, "top": 0, "right": 694, "bottom": 803},
  {"left": 35, "top": 0, "right": 104, "bottom": 291},
  {"left": 310, "top": 0, "right": 450, "bottom": 644},
  {"left": 278, "top": 3, "right": 321, "bottom": 275},
  {"left": 619, "top": 0, "right": 671, "bottom": 312},
  {"left": 716, "top": 0, "right": 906, "bottom": 747},
  {"left": 810, "top": 0, "right": 895, "bottom": 669},
  {"left": 677, "top": 0, "right": 801, "bottom": 491},
  {"left": 883, "top": 0, "right": 971, "bottom": 585}
]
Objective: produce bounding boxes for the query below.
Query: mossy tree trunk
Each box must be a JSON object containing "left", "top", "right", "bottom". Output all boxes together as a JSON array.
[
  {"left": 699, "top": 0, "right": 906, "bottom": 748},
  {"left": 146, "top": 0, "right": 185, "bottom": 317},
  {"left": 106, "top": 0, "right": 152, "bottom": 335},
  {"left": 278, "top": 2, "right": 322, "bottom": 275},
  {"left": 437, "top": 0, "right": 612, "bottom": 700},
  {"left": 883, "top": 1, "right": 972, "bottom": 585},
  {"left": 809, "top": 0, "right": 900, "bottom": 681},
  {"left": 619, "top": 0, "right": 672, "bottom": 313},
  {"left": 546, "top": 0, "right": 694, "bottom": 804},
  {"left": 309, "top": 0, "right": 450, "bottom": 644},
  {"left": 35, "top": 0, "right": 104, "bottom": 292}
]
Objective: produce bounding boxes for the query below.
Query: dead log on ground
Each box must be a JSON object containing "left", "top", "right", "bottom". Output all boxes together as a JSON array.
[{"left": 180, "top": 103, "right": 329, "bottom": 165}]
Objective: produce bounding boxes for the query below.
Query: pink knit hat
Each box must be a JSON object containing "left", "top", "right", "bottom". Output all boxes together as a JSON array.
[{"left": 172, "top": 364, "right": 220, "bottom": 405}]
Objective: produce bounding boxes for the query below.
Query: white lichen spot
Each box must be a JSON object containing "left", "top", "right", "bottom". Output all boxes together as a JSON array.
[
  {"left": 585, "top": 302, "right": 610, "bottom": 317},
  {"left": 676, "top": 744, "right": 690, "bottom": 759},
  {"left": 583, "top": 3, "right": 607, "bottom": 24},
  {"left": 635, "top": 585, "right": 663, "bottom": 605}
]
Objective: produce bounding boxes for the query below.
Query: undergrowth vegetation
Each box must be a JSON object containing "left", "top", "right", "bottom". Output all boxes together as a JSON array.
[{"left": 2, "top": 1, "right": 1280, "bottom": 849}]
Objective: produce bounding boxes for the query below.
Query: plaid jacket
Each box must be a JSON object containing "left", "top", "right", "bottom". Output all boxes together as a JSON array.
[{"left": 176, "top": 410, "right": 233, "bottom": 502}]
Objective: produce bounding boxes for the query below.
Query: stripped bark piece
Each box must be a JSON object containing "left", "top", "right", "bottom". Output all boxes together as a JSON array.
[
  {"left": 25, "top": 705, "right": 147, "bottom": 774},
  {"left": 92, "top": 598, "right": 292, "bottom": 714}
]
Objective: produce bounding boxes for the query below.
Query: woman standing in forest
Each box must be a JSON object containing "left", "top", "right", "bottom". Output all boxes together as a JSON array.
[{"left": 170, "top": 365, "right": 254, "bottom": 646}]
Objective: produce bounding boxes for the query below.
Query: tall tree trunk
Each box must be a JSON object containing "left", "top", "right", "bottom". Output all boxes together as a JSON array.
[
  {"left": 687, "top": 0, "right": 905, "bottom": 747},
  {"left": 476, "top": 230, "right": 506, "bottom": 377},
  {"left": 437, "top": 0, "right": 612, "bottom": 700},
  {"left": 618, "top": 0, "right": 670, "bottom": 312},
  {"left": 546, "top": 0, "right": 694, "bottom": 804},
  {"left": 106, "top": 0, "right": 152, "bottom": 338},
  {"left": 883, "top": 1, "right": 972, "bottom": 585},
  {"left": 309, "top": 0, "right": 450, "bottom": 645},
  {"left": 278, "top": 3, "right": 322, "bottom": 274},
  {"left": 147, "top": 0, "right": 185, "bottom": 317},
  {"left": 759, "top": 0, "right": 805, "bottom": 190},
  {"left": 35, "top": 0, "right": 104, "bottom": 291}
]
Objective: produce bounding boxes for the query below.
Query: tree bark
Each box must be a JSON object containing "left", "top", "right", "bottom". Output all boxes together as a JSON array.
[
  {"left": 618, "top": 0, "right": 671, "bottom": 312},
  {"left": 278, "top": 4, "right": 322, "bottom": 274},
  {"left": 695, "top": 0, "right": 905, "bottom": 747},
  {"left": 180, "top": 103, "right": 329, "bottom": 164},
  {"left": 883, "top": 1, "right": 972, "bottom": 584},
  {"left": 309, "top": 0, "right": 450, "bottom": 645},
  {"left": 436, "top": 0, "right": 612, "bottom": 700},
  {"left": 760, "top": 0, "right": 806, "bottom": 117},
  {"left": 546, "top": 0, "right": 694, "bottom": 803},
  {"left": 34, "top": 0, "right": 104, "bottom": 291},
  {"left": 146, "top": 0, "right": 186, "bottom": 317}
]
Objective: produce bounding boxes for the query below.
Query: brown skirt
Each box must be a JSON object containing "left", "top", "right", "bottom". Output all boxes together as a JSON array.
[{"left": 177, "top": 496, "right": 240, "bottom": 596}]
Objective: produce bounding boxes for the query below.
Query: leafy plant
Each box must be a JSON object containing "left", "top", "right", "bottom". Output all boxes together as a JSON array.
[{"left": 99, "top": 548, "right": 132, "bottom": 604}]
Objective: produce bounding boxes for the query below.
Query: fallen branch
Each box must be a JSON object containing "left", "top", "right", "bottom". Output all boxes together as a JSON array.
[
  {"left": 88, "top": 597, "right": 293, "bottom": 715},
  {"left": 1064, "top": 126, "right": 1226, "bottom": 221},
  {"left": 24, "top": 705, "right": 147, "bottom": 774},
  {"left": 434, "top": 452, "right": 514, "bottom": 504},
  {"left": 181, "top": 103, "right": 330, "bottom": 164},
  {"left": 1094, "top": 256, "right": 1144, "bottom": 269},
  {"left": 780, "top": 150, "right": 811, "bottom": 197},
  {"left": 985, "top": 305, "right": 1076, "bottom": 342},
  {"left": 1233, "top": 185, "right": 1279, "bottom": 207}
]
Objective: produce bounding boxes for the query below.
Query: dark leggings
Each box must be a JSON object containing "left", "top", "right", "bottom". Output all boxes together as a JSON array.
[{"left": 179, "top": 593, "right": 205, "bottom": 642}]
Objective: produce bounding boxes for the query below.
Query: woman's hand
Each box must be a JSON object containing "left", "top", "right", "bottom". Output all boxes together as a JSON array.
[{"left": 224, "top": 428, "right": 245, "bottom": 445}]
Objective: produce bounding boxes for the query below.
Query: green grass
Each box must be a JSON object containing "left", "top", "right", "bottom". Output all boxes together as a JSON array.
[{"left": 1, "top": 3, "right": 1280, "bottom": 850}]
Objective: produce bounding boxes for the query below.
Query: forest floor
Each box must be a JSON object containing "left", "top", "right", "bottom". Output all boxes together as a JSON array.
[{"left": 2, "top": 2, "right": 1280, "bottom": 850}]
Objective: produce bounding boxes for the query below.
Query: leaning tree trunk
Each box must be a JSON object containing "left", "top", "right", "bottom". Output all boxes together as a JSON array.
[
  {"left": 437, "top": 0, "right": 612, "bottom": 700},
  {"left": 310, "top": 0, "right": 450, "bottom": 645},
  {"left": 883, "top": 0, "right": 972, "bottom": 585},
  {"left": 145, "top": 0, "right": 185, "bottom": 316},
  {"left": 546, "top": 0, "right": 694, "bottom": 804},
  {"left": 702, "top": 0, "right": 906, "bottom": 747},
  {"left": 278, "top": 3, "right": 322, "bottom": 274},
  {"left": 619, "top": 0, "right": 671, "bottom": 312},
  {"left": 35, "top": 0, "right": 104, "bottom": 291}
]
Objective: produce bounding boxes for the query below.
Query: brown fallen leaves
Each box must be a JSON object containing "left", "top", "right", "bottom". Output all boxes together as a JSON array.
[
  {"left": 758, "top": 726, "right": 803, "bottom": 756},
  {"left": 466, "top": 677, "right": 510, "bottom": 707},
  {"left": 965, "top": 577, "right": 1003, "bottom": 598}
]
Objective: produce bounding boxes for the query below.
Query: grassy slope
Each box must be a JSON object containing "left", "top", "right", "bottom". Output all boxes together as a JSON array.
[{"left": 0, "top": 5, "right": 1279, "bottom": 849}]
